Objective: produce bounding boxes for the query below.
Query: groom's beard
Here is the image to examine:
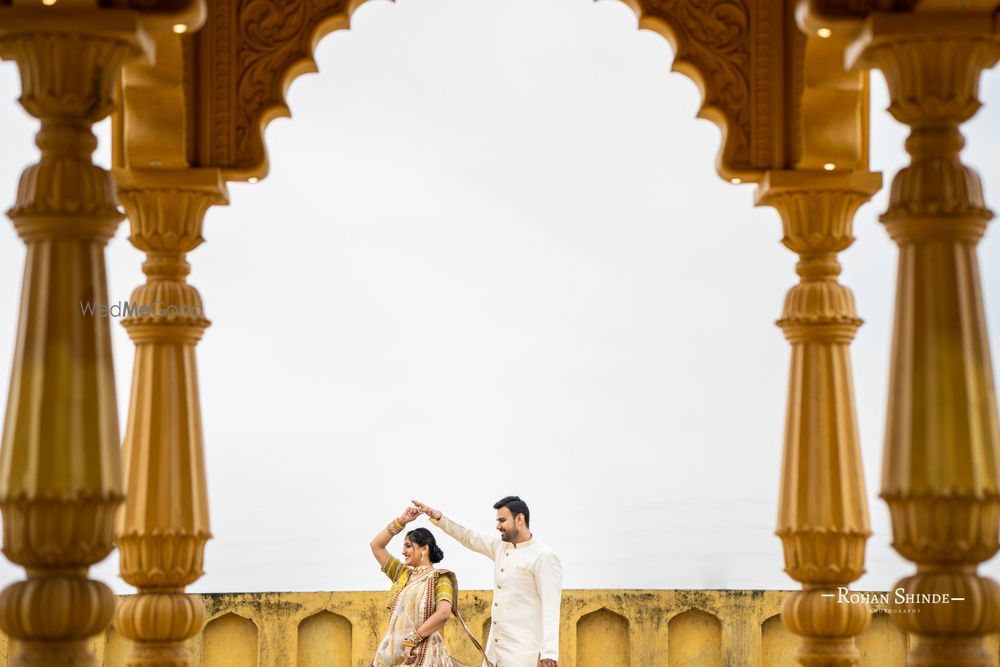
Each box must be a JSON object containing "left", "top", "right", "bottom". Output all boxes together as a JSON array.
[{"left": 500, "top": 527, "right": 518, "bottom": 542}]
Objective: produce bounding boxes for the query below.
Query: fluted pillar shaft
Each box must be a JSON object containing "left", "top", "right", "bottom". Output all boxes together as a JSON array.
[
  {"left": 849, "top": 13, "right": 1000, "bottom": 667},
  {"left": 757, "top": 169, "right": 881, "bottom": 667},
  {"left": 112, "top": 169, "right": 226, "bottom": 667},
  {"left": 0, "top": 10, "right": 149, "bottom": 667}
]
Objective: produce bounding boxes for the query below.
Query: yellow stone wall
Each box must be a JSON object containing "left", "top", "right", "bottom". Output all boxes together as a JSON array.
[{"left": 2, "top": 590, "right": 998, "bottom": 666}]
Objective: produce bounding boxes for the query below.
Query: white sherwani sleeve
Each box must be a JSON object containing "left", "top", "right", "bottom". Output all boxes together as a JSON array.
[
  {"left": 534, "top": 551, "right": 562, "bottom": 661},
  {"left": 431, "top": 514, "right": 499, "bottom": 560}
]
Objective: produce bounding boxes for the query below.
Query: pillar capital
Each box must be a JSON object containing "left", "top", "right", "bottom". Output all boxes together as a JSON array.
[
  {"left": 113, "top": 169, "right": 227, "bottom": 340},
  {"left": 114, "top": 168, "right": 228, "bottom": 253},
  {"left": 756, "top": 169, "right": 882, "bottom": 253},
  {"left": 849, "top": 14, "right": 999, "bottom": 254},
  {"left": 0, "top": 9, "right": 153, "bottom": 122},
  {"left": 756, "top": 170, "right": 880, "bottom": 345},
  {"left": 0, "top": 11, "right": 151, "bottom": 246},
  {"left": 848, "top": 12, "right": 1000, "bottom": 127}
]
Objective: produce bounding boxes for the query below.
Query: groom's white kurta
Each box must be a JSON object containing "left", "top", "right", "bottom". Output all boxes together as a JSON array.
[{"left": 432, "top": 515, "right": 562, "bottom": 667}]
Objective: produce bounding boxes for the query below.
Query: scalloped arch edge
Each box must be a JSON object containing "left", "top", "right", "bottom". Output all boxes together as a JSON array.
[{"left": 229, "top": 0, "right": 757, "bottom": 185}]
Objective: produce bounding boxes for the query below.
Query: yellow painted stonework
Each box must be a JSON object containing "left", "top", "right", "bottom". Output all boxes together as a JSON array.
[{"left": 1, "top": 590, "right": 994, "bottom": 667}]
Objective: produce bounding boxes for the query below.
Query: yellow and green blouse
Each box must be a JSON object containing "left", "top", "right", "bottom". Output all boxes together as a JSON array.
[{"left": 381, "top": 556, "right": 453, "bottom": 605}]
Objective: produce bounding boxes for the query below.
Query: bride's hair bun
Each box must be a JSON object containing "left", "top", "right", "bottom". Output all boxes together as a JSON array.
[{"left": 407, "top": 527, "right": 445, "bottom": 564}]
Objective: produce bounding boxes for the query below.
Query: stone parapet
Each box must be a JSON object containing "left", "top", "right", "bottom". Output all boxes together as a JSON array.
[{"left": 0, "top": 589, "right": 993, "bottom": 666}]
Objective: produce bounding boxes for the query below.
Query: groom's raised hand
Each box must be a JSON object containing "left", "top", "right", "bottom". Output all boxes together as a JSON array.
[{"left": 411, "top": 499, "right": 442, "bottom": 521}]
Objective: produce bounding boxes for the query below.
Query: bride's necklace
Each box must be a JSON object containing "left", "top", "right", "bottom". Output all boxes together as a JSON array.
[{"left": 412, "top": 564, "right": 432, "bottom": 576}]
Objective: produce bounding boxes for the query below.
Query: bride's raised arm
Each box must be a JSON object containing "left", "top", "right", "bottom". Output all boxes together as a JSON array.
[{"left": 370, "top": 506, "right": 419, "bottom": 568}]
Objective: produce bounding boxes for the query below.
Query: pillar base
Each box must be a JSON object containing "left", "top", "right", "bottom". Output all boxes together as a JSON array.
[
  {"left": 122, "top": 643, "right": 194, "bottom": 667},
  {"left": 8, "top": 642, "right": 98, "bottom": 667},
  {"left": 794, "top": 638, "right": 861, "bottom": 667},
  {"left": 907, "top": 636, "right": 994, "bottom": 667}
]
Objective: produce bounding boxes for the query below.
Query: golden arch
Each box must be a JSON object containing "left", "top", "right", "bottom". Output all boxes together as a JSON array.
[{"left": 117, "top": 0, "right": 869, "bottom": 182}]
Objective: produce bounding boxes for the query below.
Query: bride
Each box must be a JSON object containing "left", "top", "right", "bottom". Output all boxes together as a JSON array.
[{"left": 369, "top": 506, "right": 490, "bottom": 667}]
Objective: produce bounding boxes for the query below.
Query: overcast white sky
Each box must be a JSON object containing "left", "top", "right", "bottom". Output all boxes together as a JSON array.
[{"left": 0, "top": 0, "right": 999, "bottom": 595}]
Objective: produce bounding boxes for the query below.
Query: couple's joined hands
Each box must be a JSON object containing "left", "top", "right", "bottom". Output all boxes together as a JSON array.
[
  {"left": 409, "top": 499, "right": 441, "bottom": 521},
  {"left": 395, "top": 501, "right": 439, "bottom": 529},
  {"left": 397, "top": 506, "right": 420, "bottom": 525}
]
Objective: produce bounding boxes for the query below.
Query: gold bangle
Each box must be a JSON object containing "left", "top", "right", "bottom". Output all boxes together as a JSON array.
[{"left": 387, "top": 519, "right": 404, "bottom": 536}]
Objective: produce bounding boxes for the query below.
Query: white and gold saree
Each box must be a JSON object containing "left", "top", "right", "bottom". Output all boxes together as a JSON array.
[{"left": 370, "top": 566, "right": 490, "bottom": 667}]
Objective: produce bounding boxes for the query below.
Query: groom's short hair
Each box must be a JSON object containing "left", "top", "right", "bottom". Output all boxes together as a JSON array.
[{"left": 494, "top": 495, "right": 530, "bottom": 528}]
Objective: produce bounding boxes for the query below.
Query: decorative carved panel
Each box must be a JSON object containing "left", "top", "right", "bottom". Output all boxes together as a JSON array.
[
  {"left": 637, "top": 0, "right": 796, "bottom": 176},
  {"left": 185, "top": 0, "right": 353, "bottom": 179}
]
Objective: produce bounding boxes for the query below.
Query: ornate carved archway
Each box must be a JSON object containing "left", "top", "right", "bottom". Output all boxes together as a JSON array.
[
  {"left": 112, "top": 7, "right": 879, "bottom": 667},
  {"left": 115, "top": 0, "right": 869, "bottom": 181}
]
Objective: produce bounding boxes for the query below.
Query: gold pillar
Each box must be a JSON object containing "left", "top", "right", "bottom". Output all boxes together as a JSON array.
[
  {"left": 0, "top": 10, "right": 149, "bottom": 667},
  {"left": 849, "top": 13, "right": 1000, "bottom": 667},
  {"left": 757, "top": 169, "right": 881, "bottom": 667},
  {"left": 112, "top": 168, "right": 226, "bottom": 667}
]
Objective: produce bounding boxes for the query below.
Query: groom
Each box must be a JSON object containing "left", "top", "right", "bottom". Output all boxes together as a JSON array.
[{"left": 412, "top": 497, "right": 562, "bottom": 667}]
